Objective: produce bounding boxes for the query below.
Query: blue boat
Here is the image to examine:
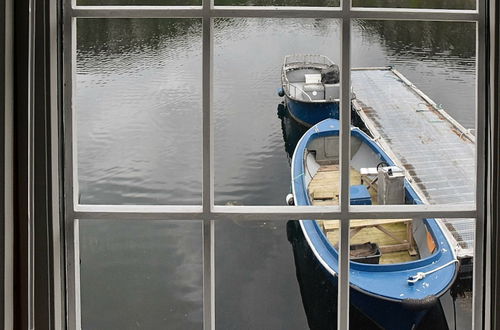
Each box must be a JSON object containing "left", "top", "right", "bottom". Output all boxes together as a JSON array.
[
  {"left": 290, "top": 119, "right": 458, "bottom": 330},
  {"left": 279, "top": 55, "right": 342, "bottom": 127}
]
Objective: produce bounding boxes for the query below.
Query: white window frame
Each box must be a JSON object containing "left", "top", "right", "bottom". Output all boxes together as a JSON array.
[{"left": 62, "top": 1, "right": 487, "bottom": 329}]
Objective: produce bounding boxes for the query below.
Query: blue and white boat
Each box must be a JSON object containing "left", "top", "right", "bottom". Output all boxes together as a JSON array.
[
  {"left": 279, "top": 54, "right": 342, "bottom": 127},
  {"left": 291, "top": 118, "right": 458, "bottom": 330}
]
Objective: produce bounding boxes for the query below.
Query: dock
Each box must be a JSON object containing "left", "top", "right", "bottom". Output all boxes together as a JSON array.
[{"left": 351, "top": 67, "right": 475, "bottom": 259}]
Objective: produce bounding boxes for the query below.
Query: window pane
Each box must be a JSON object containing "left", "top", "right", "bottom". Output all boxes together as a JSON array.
[
  {"left": 76, "top": 19, "right": 202, "bottom": 205},
  {"left": 350, "top": 20, "right": 476, "bottom": 207},
  {"left": 215, "top": 220, "right": 314, "bottom": 329},
  {"left": 352, "top": 0, "right": 475, "bottom": 10},
  {"left": 337, "top": 217, "right": 473, "bottom": 329},
  {"left": 218, "top": 217, "right": 475, "bottom": 329},
  {"left": 214, "top": 18, "right": 341, "bottom": 206},
  {"left": 77, "top": 0, "right": 201, "bottom": 6},
  {"left": 79, "top": 220, "right": 203, "bottom": 329},
  {"left": 214, "top": 0, "right": 339, "bottom": 6}
]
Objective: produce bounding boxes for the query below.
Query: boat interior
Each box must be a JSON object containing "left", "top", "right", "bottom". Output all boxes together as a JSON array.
[
  {"left": 285, "top": 67, "right": 340, "bottom": 102},
  {"left": 304, "top": 134, "right": 438, "bottom": 264}
]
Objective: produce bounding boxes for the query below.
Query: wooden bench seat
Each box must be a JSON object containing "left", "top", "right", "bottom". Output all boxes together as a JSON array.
[
  {"left": 320, "top": 219, "right": 417, "bottom": 256},
  {"left": 322, "top": 219, "right": 411, "bottom": 231}
]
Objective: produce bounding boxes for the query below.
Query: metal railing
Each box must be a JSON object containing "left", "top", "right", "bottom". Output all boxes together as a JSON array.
[
  {"left": 283, "top": 54, "right": 334, "bottom": 68},
  {"left": 287, "top": 83, "right": 314, "bottom": 102}
]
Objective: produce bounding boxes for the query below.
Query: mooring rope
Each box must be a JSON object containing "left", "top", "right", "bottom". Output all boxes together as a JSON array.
[
  {"left": 293, "top": 172, "right": 304, "bottom": 181},
  {"left": 407, "top": 259, "right": 459, "bottom": 285}
]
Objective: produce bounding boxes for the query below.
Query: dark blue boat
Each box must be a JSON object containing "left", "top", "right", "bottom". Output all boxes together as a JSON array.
[
  {"left": 291, "top": 119, "right": 458, "bottom": 330},
  {"left": 279, "top": 55, "right": 341, "bottom": 127}
]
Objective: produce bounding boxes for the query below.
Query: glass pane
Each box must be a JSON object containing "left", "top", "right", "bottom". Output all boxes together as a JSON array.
[
  {"left": 215, "top": 220, "right": 322, "bottom": 328},
  {"left": 77, "top": 0, "right": 201, "bottom": 6},
  {"left": 352, "top": 0, "right": 475, "bottom": 10},
  {"left": 328, "top": 217, "right": 474, "bottom": 329},
  {"left": 214, "top": 18, "right": 342, "bottom": 205},
  {"left": 215, "top": 0, "right": 339, "bottom": 6},
  {"left": 228, "top": 217, "right": 475, "bottom": 329},
  {"left": 79, "top": 220, "right": 203, "bottom": 329},
  {"left": 350, "top": 20, "right": 476, "bottom": 207},
  {"left": 76, "top": 19, "right": 202, "bottom": 205}
]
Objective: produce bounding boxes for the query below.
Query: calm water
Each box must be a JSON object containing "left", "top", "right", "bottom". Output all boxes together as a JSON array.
[{"left": 76, "top": 9, "right": 475, "bottom": 330}]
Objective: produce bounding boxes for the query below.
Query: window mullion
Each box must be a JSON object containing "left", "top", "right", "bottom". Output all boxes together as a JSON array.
[
  {"left": 67, "top": 7, "right": 479, "bottom": 22},
  {"left": 338, "top": 1, "right": 351, "bottom": 328},
  {"left": 63, "top": 0, "right": 81, "bottom": 324},
  {"left": 202, "top": 0, "right": 214, "bottom": 328},
  {"left": 69, "top": 204, "right": 478, "bottom": 221},
  {"left": 472, "top": 0, "right": 487, "bottom": 326}
]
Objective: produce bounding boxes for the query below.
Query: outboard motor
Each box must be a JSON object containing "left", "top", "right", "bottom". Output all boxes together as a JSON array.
[{"left": 321, "top": 64, "right": 340, "bottom": 84}]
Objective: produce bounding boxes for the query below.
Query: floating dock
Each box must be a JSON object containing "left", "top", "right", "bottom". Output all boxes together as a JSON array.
[{"left": 351, "top": 67, "right": 475, "bottom": 259}]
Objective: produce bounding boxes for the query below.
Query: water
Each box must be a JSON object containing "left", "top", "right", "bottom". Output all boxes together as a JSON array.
[{"left": 75, "top": 10, "right": 475, "bottom": 330}]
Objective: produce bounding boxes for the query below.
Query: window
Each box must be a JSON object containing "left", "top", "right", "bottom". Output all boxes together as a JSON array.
[{"left": 55, "top": 0, "right": 490, "bottom": 329}]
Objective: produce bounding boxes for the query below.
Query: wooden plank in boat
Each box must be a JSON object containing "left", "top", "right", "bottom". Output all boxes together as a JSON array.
[
  {"left": 379, "top": 243, "right": 411, "bottom": 253},
  {"left": 309, "top": 169, "right": 363, "bottom": 201},
  {"left": 317, "top": 164, "right": 339, "bottom": 172},
  {"left": 312, "top": 190, "right": 338, "bottom": 200},
  {"left": 311, "top": 199, "right": 337, "bottom": 206},
  {"left": 322, "top": 218, "right": 411, "bottom": 231},
  {"left": 326, "top": 225, "right": 408, "bottom": 246},
  {"left": 379, "top": 251, "right": 418, "bottom": 264}
]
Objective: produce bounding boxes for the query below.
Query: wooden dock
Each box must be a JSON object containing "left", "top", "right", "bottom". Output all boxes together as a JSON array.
[{"left": 351, "top": 67, "right": 475, "bottom": 258}]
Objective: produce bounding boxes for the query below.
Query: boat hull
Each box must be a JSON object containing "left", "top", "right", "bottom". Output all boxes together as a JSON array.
[{"left": 285, "top": 96, "right": 339, "bottom": 127}]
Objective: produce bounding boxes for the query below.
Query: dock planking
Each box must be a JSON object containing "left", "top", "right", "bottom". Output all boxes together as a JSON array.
[{"left": 352, "top": 68, "right": 475, "bottom": 258}]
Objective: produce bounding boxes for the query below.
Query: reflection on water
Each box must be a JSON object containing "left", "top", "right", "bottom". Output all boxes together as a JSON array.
[
  {"left": 215, "top": 220, "right": 309, "bottom": 329},
  {"left": 356, "top": 20, "right": 475, "bottom": 59},
  {"left": 76, "top": 16, "right": 475, "bottom": 329},
  {"left": 79, "top": 220, "right": 203, "bottom": 329},
  {"left": 278, "top": 103, "right": 308, "bottom": 162},
  {"left": 77, "top": 19, "right": 202, "bottom": 205}
]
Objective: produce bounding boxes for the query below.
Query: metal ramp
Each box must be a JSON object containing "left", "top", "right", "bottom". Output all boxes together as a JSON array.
[{"left": 351, "top": 68, "right": 475, "bottom": 258}]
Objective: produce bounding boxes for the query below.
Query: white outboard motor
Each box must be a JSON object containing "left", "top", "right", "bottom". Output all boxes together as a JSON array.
[{"left": 377, "top": 166, "right": 405, "bottom": 205}]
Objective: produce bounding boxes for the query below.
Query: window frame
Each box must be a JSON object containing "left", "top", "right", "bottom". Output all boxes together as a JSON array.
[{"left": 61, "top": 1, "right": 488, "bottom": 329}]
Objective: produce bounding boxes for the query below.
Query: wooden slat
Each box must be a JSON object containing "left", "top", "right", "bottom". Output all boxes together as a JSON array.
[
  {"left": 312, "top": 199, "right": 337, "bottom": 206},
  {"left": 379, "top": 243, "right": 411, "bottom": 253},
  {"left": 379, "top": 251, "right": 418, "bottom": 264},
  {"left": 312, "top": 190, "right": 337, "bottom": 200},
  {"left": 323, "top": 218, "right": 411, "bottom": 231},
  {"left": 317, "top": 164, "right": 339, "bottom": 172},
  {"left": 308, "top": 166, "right": 362, "bottom": 203}
]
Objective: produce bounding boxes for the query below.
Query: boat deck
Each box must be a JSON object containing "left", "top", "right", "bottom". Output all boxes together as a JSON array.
[
  {"left": 351, "top": 68, "right": 475, "bottom": 258},
  {"left": 309, "top": 165, "right": 418, "bottom": 264}
]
